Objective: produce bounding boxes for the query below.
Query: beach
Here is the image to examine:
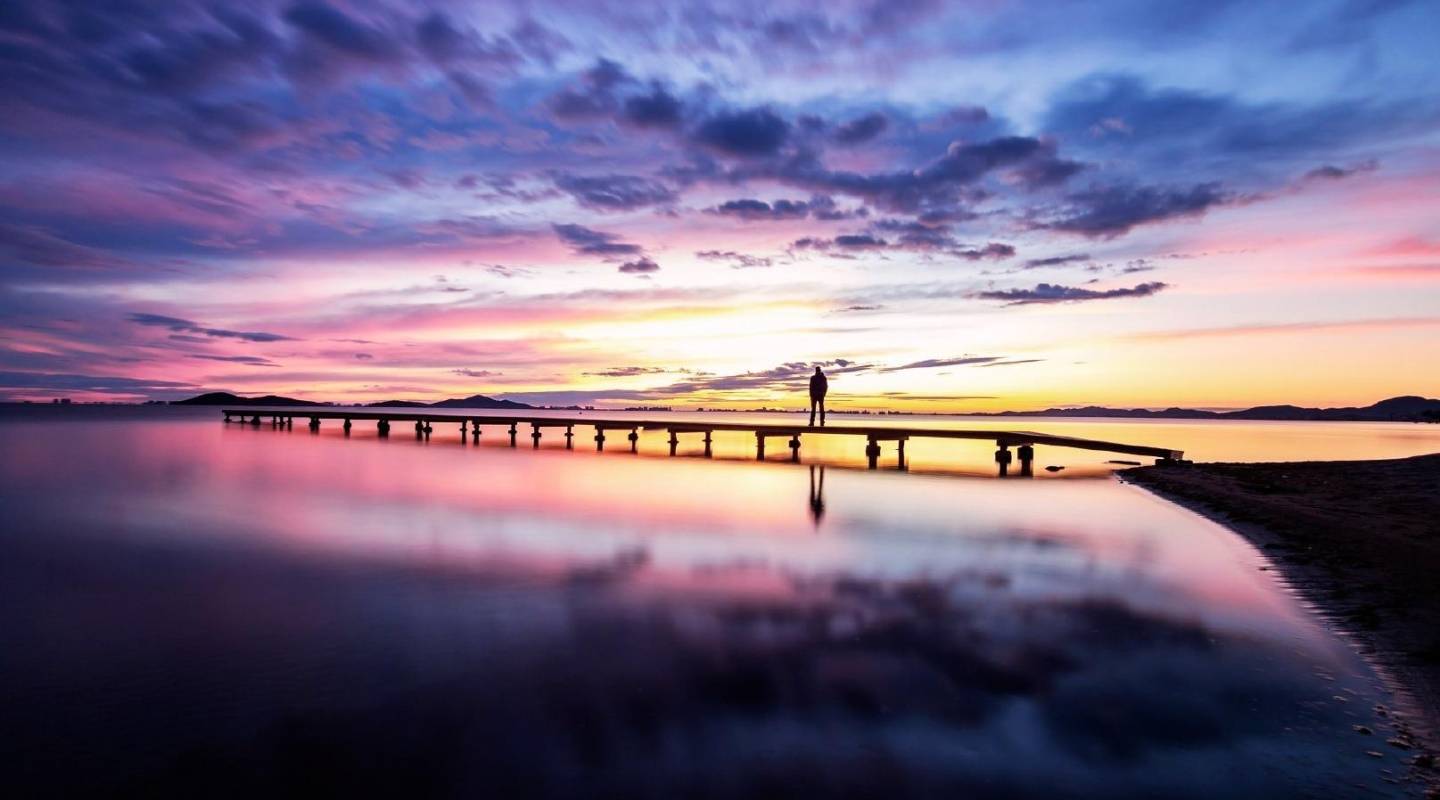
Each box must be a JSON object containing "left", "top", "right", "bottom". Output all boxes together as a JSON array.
[{"left": 1127, "top": 453, "right": 1440, "bottom": 778}]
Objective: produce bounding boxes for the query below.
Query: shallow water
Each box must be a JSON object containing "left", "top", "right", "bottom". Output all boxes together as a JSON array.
[{"left": 1, "top": 407, "right": 1431, "bottom": 797}]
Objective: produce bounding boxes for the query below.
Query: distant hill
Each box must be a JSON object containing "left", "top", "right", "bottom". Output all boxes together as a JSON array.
[
  {"left": 427, "top": 394, "right": 532, "bottom": 410},
  {"left": 173, "top": 392, "right": 321, "bottom": 407},
  {"left": 368, "top": 400, "right": 429, "bottom": 408},
  {"left": 989, "top": 395, "right": 1440, "bottom": 422}
]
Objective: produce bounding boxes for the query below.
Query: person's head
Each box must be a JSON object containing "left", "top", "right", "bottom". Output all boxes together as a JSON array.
[{"left": 814, "top": 366, "right": 822, "bottom": 374}]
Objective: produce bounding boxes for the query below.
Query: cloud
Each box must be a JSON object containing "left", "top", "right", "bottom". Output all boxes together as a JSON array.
[
  {"left": 955, "top": 243, "right": 1016, "bottom": 260},
  {"left": 882, "top": 355, "right": 1011, "bottom": 372},
  {"left": 1303, "top": 160, "right": 1378, "bottom": 181},
  {"left": 1025, "top": 254, "right": 1092, "bottom": 268},
  {"left": 693, "top": 107, "right": 790, "bottom": 157},
  {"left": 975, "top": 281, "right": 1170, "bottom": 305},
  {"left": 618, "top": 257, "right": 660, "bottom": 274},
  {"left": 795, "top": 223, "right": 1014, "bottom": 261},
  {"left": 695, "top": 250, "right": 773, "bottom": 268},
  {"left": 1048, "top": 183, "right": 1230, "bottom": 238},
  {"left": 585, "top": 366, "right": 668, "bottom": 377},
  {"left": 748, "top": 135, "right": 1085, "bottom": 220},
  {"left": 0, "top": 371, "right": 199, "bottom": 398},
  {"left": 453, "top": 368, "right": 500, "bottom": 377},
  {"left": 708, "top": 198, "right": 810, "bottom": 221},
  {"left": 284, "top": 2, "right": 401, "bottom": 63},
  {"left": 127, "top": 313, "right": 296, "bottom": 342},
  {"left": 621, "top": 84, "right": 684, "bottom": 129},
  {"left": 190, "top": 354, "right": 279, "bottom": 367},
  {"left": 552, "top": 223, "right": 644, "bottom": 256},
  {"left": 831, "top": 112, "right": 888, "bottom": 145},
  {"left": 554, "top": 174, "right": 677, "bottom": 211}
]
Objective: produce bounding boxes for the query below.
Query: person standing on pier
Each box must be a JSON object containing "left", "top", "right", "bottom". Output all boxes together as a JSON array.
[{"left": 808, "top": 366, "right": 828, "bottom": 427}]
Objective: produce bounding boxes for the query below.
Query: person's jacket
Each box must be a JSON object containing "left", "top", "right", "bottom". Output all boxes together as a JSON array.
[{"left": 809, "top": 372, "right": 828, "bottom": 399}]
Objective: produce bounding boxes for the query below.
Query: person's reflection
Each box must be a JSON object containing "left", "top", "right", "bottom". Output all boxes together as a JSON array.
[{"left": 808, "top": 465, "right": 826, "bottom": 526}]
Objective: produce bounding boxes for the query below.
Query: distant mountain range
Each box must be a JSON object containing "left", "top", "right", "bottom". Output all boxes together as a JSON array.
[
  {"left": 173, "top": 391, "right": 532, "bottom": 410},
  {"left": 173, "top": 392, "right": 323, "bottom": 407},
  {"left": 983, "top": 395, "right": 1440, "bottom": 422}
]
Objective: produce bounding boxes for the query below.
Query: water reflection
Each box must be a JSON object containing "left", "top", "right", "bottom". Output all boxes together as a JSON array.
[
  {"left": 809, "top": 465, "right": 826, "bottom": 525},
  {"left": 0, "top": 409, "right": 1422, "bottom": 797}
]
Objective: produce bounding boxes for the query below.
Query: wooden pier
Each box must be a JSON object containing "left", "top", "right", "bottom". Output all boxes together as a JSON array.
[{"left": 222, "top": 408, "right": 1186, "bottom": 475}]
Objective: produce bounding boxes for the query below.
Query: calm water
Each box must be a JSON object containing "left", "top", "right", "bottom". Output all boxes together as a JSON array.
[{"left": 2, "top": 406, "right": 1436, "bottom": 797}]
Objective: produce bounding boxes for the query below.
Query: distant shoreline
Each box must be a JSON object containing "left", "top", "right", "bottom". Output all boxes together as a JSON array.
[
  {"left": 5, "top": 394, "right": 1439, "bottom": 424},
  {"left": 1125, "top": 455, "right": 1440, "bottom": 777}
]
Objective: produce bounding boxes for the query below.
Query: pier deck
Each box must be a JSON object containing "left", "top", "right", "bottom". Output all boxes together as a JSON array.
[{"left": 221, "top": 409, "right": 1185, "bottom": 474}]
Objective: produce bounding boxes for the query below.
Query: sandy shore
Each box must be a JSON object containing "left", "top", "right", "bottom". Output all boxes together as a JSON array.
[{"left": 1127, "top": 453, "right": 1440, "bottom": 780}]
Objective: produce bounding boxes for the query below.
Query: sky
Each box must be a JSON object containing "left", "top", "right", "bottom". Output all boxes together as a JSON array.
[{"left": 1, "top": 0, "right": 1438, "bottom": 411}]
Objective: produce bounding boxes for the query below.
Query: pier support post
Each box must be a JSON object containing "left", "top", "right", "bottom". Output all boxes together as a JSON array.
[
  {"left": 343, "top": 419, "right": 352, "bottom": 436},
  {"left": 532, "top": 424, "right": 542, "bottom": 449},
  {"left": 595, "top": 429, "right": 605, "bottom": 451},
  {"left": 471, "top": 420, "right": 481, "bottom": 443},
  {"left": 460, "top": 421, "right": 468, "bottom": 441},
  {"left": 994, "top": 443, "right": 1012, "bottom": 477},
  {"left": 224, "top": 413, "right": 231, "bottom": 423},
  {"left": 703, "top": 431, "right": 712, "bottom": 457},
  {"left": 250, "top": 415, "right": 261, "bottom": 427},
  {"left": 628, "top": 428, "right": 639, "bottom": 453},
  {"left": 866, "top": 436, "right": 880, "bottom": 469},
  {"left": 789, "top": 435, "right": 801, "bottom": 463},
  {"left": 1017, "top": 444, "right": 1034, "bottom": 477},
  {"left": 308, "top": 417, "right": 320, "bottom": 432},
  {"left": 508, "top": 422, "right": 517, "bottom": 447},
  {"left": 668, "top": 430, "right": 679, "bottom": 456},
  {"left": 415, "top": 420, "right": 424, "bottom": 438},
  {"left": 286, "top": 417, "right": 293, "bottom": 430},
  {"left": 564, "top": 426, "right": 573, "bottom": 449},
  {"left": 378, "top": 419, "right": 390, "bottom": 437},
  {"left": 756, "top": 432, "right": 766, "bottom": 460},
  {"left": 423, "top": 423, "right": 432, "bottom": 438},
  {"left": 897, "top": 437, "right": 907, "bottom": 471}
]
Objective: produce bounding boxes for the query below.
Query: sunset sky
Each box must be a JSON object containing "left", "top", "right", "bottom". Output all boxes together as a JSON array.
[{"left": 1, "top": 0, "right": 1437, "bottom": 410}]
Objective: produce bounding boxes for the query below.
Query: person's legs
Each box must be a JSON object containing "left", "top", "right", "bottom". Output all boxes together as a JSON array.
[
  {"left": 820, "top": 398, "right": 826, "bottom": 426},
  {"left": 809, "top": 398, "right": 817, "bottom": 426}
]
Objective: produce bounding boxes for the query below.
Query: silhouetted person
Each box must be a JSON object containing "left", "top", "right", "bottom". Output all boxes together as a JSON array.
[
  {"left": 808, "top": 366, "right": 828, "bottom": 427},
  {"left": 808, "top": 465, "right": 826, "bottom": 525}
]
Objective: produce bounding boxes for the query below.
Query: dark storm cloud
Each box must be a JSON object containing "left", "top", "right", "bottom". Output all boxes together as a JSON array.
[
  {"left": 552, "top": 224, "right": 644, "bottom": 256},
  {"left": 127, "top": 313, "right": 296, "bottom": 342},
  {"left": 831, "top": 112, "right": 888, "bottom": 145},
  {"left": 693, "top": 107, "right": 791, "bottom": 157},
  {"left": 1048, "top": 183, "right": 1231, "bottom": 238},
  {"left": 975, "top": 281, "right": 1170, "bottom": 305},
  {"left": 553, "top": 174, "right": 677, "bottom": 211}
]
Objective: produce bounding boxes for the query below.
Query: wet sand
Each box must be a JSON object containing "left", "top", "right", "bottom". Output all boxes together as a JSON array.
[{"left": 1127, "top": 453, "right": 1440, "bottom": 779}]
